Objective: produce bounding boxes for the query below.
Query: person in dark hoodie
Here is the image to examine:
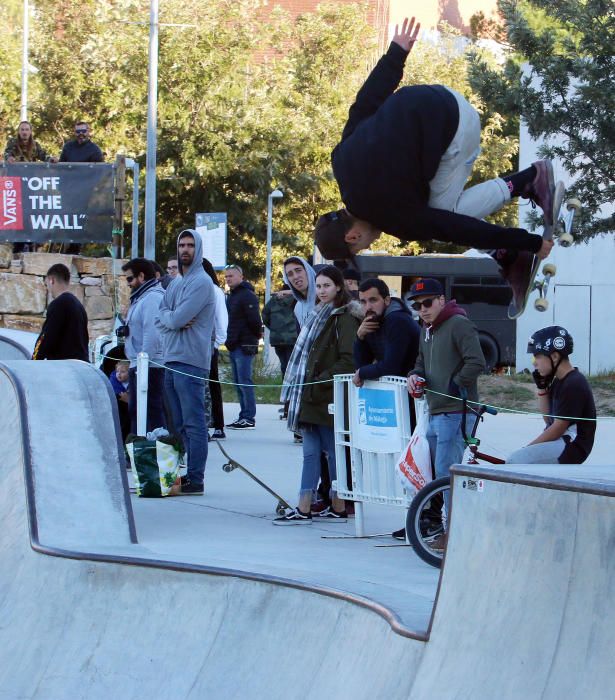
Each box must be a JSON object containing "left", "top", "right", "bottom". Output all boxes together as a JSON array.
[
  {"left": 224, "top": 264, "right": 263, "bottom": 429},
  {"left": 353, "top": 278, "right": 420, "bottom": 387},
  {"left": 407, "top": 278, "right": 485, "bottom": 551},
  {"left": 313, "top": 16, "right": 556, "bottom": 308},
  {"left": 155, "top": 229, "right": 215, "bottom": 495}
]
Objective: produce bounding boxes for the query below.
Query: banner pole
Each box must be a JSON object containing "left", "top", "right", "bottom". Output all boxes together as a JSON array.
[{"left": 136, "top": 352, "right": 149, "bottom": 437}]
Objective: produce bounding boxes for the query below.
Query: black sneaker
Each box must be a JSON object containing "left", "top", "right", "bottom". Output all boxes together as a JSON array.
[
  {"left": 272, "top": 508, "right": 312, "bottom": 525},
  {"left": 209, "top": 429, "right": 226, "bottom": 441},
  {"left": 227, "top": 419, "right": 255, "bottom": 430},
  {"left": 317, "top": 507, "right": 347, "bottom": 522},
  {"left": 177, "top": 478, "right": 204, "bottom": 496},
  {"left": 392, "top": 527, "right": 406, "bottom": 541}
]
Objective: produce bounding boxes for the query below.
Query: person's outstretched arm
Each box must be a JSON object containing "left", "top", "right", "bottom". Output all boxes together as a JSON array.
[{"left": 341, "top": 17, "right": 421, "bottom": 142}]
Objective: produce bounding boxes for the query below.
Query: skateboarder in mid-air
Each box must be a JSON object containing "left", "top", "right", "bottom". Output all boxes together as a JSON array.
[{"left": 314, "top": 16, "right": 557, "bottom": 306}]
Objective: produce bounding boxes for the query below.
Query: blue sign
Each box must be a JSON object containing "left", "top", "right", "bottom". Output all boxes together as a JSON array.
[{"left": 357, "top": 387, "right": 397, "bottom": 428}]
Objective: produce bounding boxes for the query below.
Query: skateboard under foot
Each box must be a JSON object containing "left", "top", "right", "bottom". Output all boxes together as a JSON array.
[
  {"left": 507, "top": 181, "right": 569, "bottom": 319},
  {"left": 216, "top": 442, "right": 292, "bottom": 516}
]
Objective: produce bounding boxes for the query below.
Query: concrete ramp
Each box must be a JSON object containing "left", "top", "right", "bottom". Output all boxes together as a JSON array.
[{"left": 0, "top": 359, "right": 613, "bottom": 698}]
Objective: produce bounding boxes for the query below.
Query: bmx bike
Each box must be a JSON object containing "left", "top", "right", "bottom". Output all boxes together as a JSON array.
[{"left": 405, "top": 399, "right": 505, "bottom": 568}]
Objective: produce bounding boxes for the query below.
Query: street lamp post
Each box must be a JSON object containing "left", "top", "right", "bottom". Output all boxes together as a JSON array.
[
  {"left": 20, "top": 0, "right": 29, "bottom": 121},
  {"left": 144, "top": 0, "right": 159, "bottom": 260},
  {"left": 264, "top": 188, "right": 283, "bottom": 365}
]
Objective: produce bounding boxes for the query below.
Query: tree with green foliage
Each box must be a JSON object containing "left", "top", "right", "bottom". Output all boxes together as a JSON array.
[{"left": 468, "top": 0, "right": 615, "bottom": 240}]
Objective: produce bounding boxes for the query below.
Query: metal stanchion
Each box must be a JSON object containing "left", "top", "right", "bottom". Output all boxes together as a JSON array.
[{"left": 136, "top": 352, "right": 150, "bottom": 436}]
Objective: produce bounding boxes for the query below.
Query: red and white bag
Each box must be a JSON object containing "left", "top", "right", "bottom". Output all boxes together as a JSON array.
[{"left": 396, "top": 400, "right": 432, "bottom": 496}]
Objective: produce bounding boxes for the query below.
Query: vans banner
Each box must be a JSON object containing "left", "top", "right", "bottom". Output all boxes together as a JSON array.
[{"left": 0, "top": 163, "right": 115, "bottom": 243}]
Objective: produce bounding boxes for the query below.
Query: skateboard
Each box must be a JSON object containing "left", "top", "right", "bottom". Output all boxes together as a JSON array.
[
  {"left": 507, "top": 181, "right": 568, "bottom": 319},
  {"left": 216, "top": 442, "right": 292, "bottom": 516}
]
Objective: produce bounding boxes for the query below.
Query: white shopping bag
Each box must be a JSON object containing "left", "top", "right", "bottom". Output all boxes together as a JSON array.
[{"left": 396, "top": 400, "right": 432, "bottom": 496}]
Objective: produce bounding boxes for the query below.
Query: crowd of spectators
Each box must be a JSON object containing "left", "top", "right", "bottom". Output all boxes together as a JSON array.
[{"left": 29, "top": 222, "right": 596, "bottom": 518}]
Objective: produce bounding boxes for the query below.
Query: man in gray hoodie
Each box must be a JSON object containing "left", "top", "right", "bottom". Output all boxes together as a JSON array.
[
  {"left": 282, "top": 256, "right": 317, "bottom": 329},
  {"left": 122, "top": 257, "right": 166, "bottom": 435},
  {"left": 155, "top": 229, "right": 215, "bottom": 495}
]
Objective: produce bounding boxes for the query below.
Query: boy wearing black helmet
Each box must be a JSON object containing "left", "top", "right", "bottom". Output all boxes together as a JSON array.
[{"left": 507, "top": 326, "right": 596, "bottom": 464}]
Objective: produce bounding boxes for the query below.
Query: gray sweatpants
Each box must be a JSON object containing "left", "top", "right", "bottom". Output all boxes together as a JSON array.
[{"left": 506, "top": 439, "right": 566, "bottom": 464}]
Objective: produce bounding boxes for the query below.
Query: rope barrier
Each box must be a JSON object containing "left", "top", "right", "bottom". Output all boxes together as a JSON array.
[{"left": 98, "top": 352, "right": 608, "bottom": 422}]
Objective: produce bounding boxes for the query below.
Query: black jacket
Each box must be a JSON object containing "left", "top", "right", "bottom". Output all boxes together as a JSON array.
[
  {"left": 33, "top": 292, "right": 89, "bottom": 361},
  {"left": 225, "top": 281, "right": 262, "bottom": 353},
  {"left": 332, "top": 42, "right": 541, "bottom": 253},
  {"left": 59, "top": 139, "right": 104, "bottom": 163},
  {"left": 353, "top": 298, "right": 420, "bottom": 380}
]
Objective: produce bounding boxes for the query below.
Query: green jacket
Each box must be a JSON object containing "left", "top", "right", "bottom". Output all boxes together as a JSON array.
[
  {"left": 4, "top": 137, "right": 52, "bottom": 162},
  {"left": 299, "top": 301, "right": 362, "bottom": 426},
  {"left": 410, "top": 303, "right": 485, "bottom": 415},
  {"left": 262, "top": 294, "right": 298, "bottom": 347}
]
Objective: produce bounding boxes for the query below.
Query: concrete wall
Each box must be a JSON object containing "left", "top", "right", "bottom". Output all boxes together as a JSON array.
[{"left": 0, "top": 246, "right": 129, "bottom": 339}]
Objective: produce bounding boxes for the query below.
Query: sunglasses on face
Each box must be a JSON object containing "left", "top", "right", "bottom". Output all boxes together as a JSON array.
[
  {"left": 75, "top": 128, "right": 88, "bottom": 134},
  {"left": 410, "top": 296, "right": 440, "bottom": 311},
  {"left": 125, "top": 275, "right": 134, "bottom": 283}
]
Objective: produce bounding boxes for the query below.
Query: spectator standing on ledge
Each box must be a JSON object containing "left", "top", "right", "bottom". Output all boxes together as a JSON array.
[
  {"left": 202, "top": 258, "right": 228, "bottom": 441},
  {"left": 5, "top": 121, "right": 58, "bottom": 253},
  {"left": 507, "top": 327, "right": 596, "bottom": 465},
  {"left": 33, "top": 263, "right": 89, "bottom": 361},
  {"left": 406, "top": 278, "right": 485, "bottom": 551},
  {"left": 155, "top": 229, "right": 215, "bottom": 496},
  {"left": 4, "top": 121, "right": 57, "bottom": 164},
  {"left": 224, "top": 264, "right": 262, "bottom": 430},
  {"left": 262, "top": 283, "right": 298, "bottom": 377},
  {"left": 121, "top": 257, "right": 166, "bottom": 435},
  {"left": 59, "top": 121, "right": 104, "bottom": 163}
]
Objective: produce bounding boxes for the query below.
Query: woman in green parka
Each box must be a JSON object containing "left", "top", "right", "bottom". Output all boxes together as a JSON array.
[{"left": 274, "top": 265, "right": 362, "bottom": 525}]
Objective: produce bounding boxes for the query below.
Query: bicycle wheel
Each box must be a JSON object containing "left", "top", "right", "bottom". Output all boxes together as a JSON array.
[{"left": 406, "top": 477, "right": 450, "bottom": 568}]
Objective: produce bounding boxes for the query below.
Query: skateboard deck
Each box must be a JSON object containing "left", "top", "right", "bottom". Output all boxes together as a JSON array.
[
  {"left": 216, "top": 442, "right": 292, "bottom": 516},
  {"left": 507, "top": 181, "right": 566, "bottom": 319}
]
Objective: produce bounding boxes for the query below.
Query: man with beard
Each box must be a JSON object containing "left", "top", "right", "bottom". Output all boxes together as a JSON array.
[
  {"left": 353, "top": 277, "right": 421, "bottom": 540},
  {"left": 59, "top": 121, "right": 104, "bottom": 163},
  {"left": 353, "top": 278, "right": 420, "bottom": 388},
  {"left": 121, "top": 257, "right": 166, "bottom": 435},
  {"left": 155, "top": 230, "right": 215, "bottom": 495}
]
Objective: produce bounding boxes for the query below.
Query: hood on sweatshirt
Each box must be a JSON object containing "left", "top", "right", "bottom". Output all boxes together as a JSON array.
[
  {"left": 425, "top": 299, "right": 467, "bottom": 339},
  {"left": 282, "top": 256, "right": 317, "bottom": 328},
  {"left": 177, "top": 228, "right": 204, "bottom": 277}
]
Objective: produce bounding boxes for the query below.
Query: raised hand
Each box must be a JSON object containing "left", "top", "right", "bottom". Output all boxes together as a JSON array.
[{"left": 392, "top": 16, "right": 421, "bottom": 53}]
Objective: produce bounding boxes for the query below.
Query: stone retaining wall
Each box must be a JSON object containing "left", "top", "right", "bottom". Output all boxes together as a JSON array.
[{"left": 0, "top": 245, "right": 129, "bottom": 339}]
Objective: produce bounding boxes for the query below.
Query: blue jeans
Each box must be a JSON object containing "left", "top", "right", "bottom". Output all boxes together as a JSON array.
[
  {"left": 300, "top": 424, "right": 337, "bottom": 497},
  {"left": 425, "top": 412, "right": 472, "bottom": 521},
  {"left": 164, "top": 362, "right": 209, "bottom": 487},
  {"left": 229, "top": 349, "right": 256, "bottom": 421}
]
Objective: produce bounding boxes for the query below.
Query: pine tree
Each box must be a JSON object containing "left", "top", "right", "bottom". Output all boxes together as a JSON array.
[{"left": 468, "top": 0, "right": 615, "bottom": 240}]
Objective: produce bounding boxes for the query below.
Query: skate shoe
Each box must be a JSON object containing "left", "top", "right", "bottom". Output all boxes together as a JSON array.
[
  {"left": 317, "top": 507, "right": 348, "bottom": 522},
  {"left": 522, "top": 159, "right": 555, "bottom": 225},
  {"left": 500, "top": 250, "right": 535, "bottom": 312},
  {"left": 272, "top": 508, "right": 312, "bottom": 525}
]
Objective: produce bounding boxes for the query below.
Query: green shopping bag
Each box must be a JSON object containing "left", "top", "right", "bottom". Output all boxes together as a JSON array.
[{"left": 126, "top": 435, "right": 183, "bottom": 497}]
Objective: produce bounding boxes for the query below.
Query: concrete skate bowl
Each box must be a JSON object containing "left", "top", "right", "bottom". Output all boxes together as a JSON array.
[
  {"left": 1, "top": 359, "right": 614, "bottom": 699},
  {"left": 0, "top": 328, "right": 36, "bottom": 359}
]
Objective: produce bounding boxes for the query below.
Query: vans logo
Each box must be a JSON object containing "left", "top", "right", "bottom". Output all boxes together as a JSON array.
[{"left": 0, "top": 177, "right": 24, "bottom": 230}]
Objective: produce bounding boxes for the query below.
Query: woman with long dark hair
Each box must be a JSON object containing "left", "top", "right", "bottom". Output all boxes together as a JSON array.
[
  {"left": 274, "top": 265, "right": 362, "bottom": 524},
  {"left": 202, "top": 257, "right": 228, "bottom": 439}
]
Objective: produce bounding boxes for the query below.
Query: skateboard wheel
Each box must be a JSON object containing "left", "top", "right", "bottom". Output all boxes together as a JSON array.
[
  {"left": 566, "top": 198, "right": 581, "bottom": 212},
  {"left": 542, "top": 263, "right": 556, "bottom": 276},
  {"left": 276, "top": 504, "right": 287, "bottom": 516},
  {"left": 222, "top": 463, "right": 234, "bottom": 473},
  {"left": 534, "top": 298, "right": 549, "bottom": 312},
  {"left": 559, "top": 232, "right": 574, "bottom": 247}
]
